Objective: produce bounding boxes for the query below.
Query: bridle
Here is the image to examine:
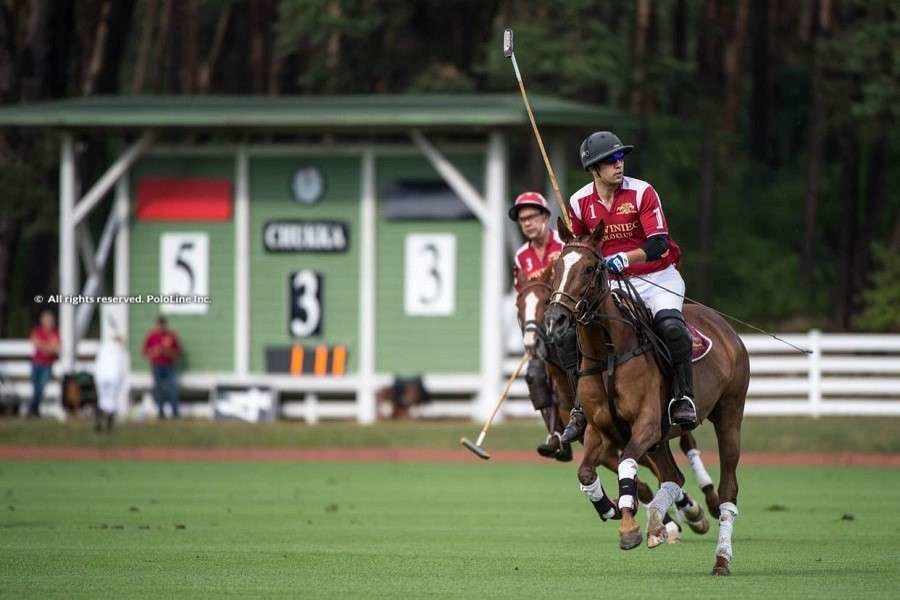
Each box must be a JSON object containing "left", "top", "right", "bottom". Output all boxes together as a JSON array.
[
  {"left": 547, "top": 241, "right": 613, "bottom": 326},
  {"left": 517, "top": 279, "right": 553, "bottom": 345}
]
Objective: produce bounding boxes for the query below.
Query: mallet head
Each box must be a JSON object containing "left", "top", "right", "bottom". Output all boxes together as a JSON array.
[
  {"left": 503, "top": 28, "right": 514, "bottom": 58},
  {"left": 460, "top": 437, "right": 491, "bottom": 460}
]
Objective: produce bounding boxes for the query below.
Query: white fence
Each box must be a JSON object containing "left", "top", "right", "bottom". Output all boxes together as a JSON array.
[{"left": 2, "top": 331, "right": 900, "bottom": 421}]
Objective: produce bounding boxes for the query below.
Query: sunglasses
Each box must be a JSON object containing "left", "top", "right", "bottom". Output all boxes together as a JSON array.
[{"left": 600, "top": 151, "right": 625, "bottom": 165}]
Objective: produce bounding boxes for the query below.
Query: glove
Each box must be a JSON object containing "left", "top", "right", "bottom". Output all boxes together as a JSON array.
[{"left": 605, "top": 252, "right": 629, "bottom": 274}]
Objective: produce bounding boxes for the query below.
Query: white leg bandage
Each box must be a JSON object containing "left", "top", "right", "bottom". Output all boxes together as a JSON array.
[
  {"left": 580, "top": 478, "right": 616, "bottom": 520},
  {"left": 648, "top": 481, "right": 682, "bottom": 516},
  {"left": 715, "top": 502, "right": 738, "bottom": 563},
  {"left": 617, "top": 458, "right": 638, "bottom": 510},
  {"left": 687, "top": 449, "right": 714, "bottom": 489}
]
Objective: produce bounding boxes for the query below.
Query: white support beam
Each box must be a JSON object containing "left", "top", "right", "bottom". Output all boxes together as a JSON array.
[
  {"left": 71, "top": 131, "right": 155, "bottom": 225},
  {"left": 410, "top": 130, "right": 489, "bottom": 224},
  {"left": 74, "top": 209, "right": 121, "bottom": 339},
  {"left": 59, "top": 134, "right": 77, "bottom": 374},
  {"left": 113, "top": 175, "right": 131, "bottom": 419},
  {"left": 357, "top": 148, "right": 377, "bottom": 424},
  {"left": 77, "top": 224, "right": 98, "bottom": 278},
  {"left": 234, "top": 146, "right": 250, "bottom": 377},
  {"left": 477, "top": 131, "right": 507, "bottom": 421}
]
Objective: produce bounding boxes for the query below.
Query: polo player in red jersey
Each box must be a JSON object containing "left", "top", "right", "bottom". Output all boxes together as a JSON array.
[
  {"left": 558, "top": 131, "right": 698, "bottom": 444},
  {"left": 509, "top": 191, "right": 571, "bottom": 459}
]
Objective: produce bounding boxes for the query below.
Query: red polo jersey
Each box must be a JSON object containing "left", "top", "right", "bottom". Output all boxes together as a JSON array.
[
  {"left": 142, "top": 328, "right": 182, "bottom": 367},
  {"left": 566, "top": 176, "right": 681, "bottom": 276},
  {"left": 514, "top": 229, "right": 564, "bottom": 291},
  {"left": 31, "top": 326, "right": 59, "bottom": 366}
]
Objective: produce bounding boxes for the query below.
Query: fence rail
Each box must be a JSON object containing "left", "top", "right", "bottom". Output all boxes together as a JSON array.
[{"left": 2, "top": 330, "right": 899, "bottom": 421}]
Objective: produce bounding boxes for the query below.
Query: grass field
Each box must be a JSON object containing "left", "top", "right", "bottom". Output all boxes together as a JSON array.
[
  {"left": 2, "top": 416, "right": 900, "bottom": 453},
  {"left": 1, "top": 460, "right": 899, "bottom": 599}
]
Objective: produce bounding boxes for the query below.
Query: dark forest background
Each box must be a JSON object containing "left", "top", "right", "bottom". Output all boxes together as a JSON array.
[{"left": 0, "top": 0, "right": 897, "bottom": 336}]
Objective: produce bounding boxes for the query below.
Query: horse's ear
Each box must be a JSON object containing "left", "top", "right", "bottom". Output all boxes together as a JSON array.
[
  {"left": 557, "top": 216, "right": 573, "bottom": 242},
  {"left": 590, "top": 220, "right": 605, "bottom": 245}
]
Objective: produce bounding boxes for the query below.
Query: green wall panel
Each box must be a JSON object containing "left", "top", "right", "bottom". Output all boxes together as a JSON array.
[
  {"left": 248, "top": 156, "right": 360, "bottom": 373},
  {"left": 128, "top": 157, "right": 235, "bottom": 373},
  {"left": 375, "top": 153, "right": 484, "bottom": 374}
]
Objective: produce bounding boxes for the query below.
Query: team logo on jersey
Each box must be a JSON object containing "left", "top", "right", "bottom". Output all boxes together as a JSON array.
[{"left": 615, "top": 202, "right": 636, "bottom": 215}]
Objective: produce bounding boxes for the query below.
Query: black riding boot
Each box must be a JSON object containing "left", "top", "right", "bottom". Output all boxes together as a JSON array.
[
  {"left": 526, "top": 359, "right": 558, "bottom": 458},
  {"left": 654, "top": 309, "right": 698, "bottom": 429}
]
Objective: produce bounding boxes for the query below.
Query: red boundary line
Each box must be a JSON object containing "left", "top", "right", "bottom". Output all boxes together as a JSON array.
[{"left": 0, "top": 446, "right": 899, "bottom": 467}]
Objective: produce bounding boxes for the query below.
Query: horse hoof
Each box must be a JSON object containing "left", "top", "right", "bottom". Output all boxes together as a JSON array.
[
  {"left": 646, "top": 509, "right": 667, "bottom": 548},
  {"left": 535, "top": 444, "right": 556, "bottom": 458},
  {"left": 711, "top": 556, "right": 731, "bottom": 576},
  {"left": 619, "top": 527, "right": 643, "bottom": 550},
  {"left": 665, "top": 521, "right": 682, "bottom": 544},
  {"left": 682, "top": 503, "right": 710, "bottom": 535}
]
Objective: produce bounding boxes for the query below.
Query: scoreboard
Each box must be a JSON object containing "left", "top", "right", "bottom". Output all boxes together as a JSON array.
[{"left": 127, "top": 147, "right": 487, "bottom": 378}]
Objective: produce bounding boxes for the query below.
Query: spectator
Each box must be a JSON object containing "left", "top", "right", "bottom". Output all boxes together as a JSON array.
[
  {"left": 28, "top": 309, "right": 59, "bottom": 417},
  {"left": 142, "top": 316, "right": 182, "bottom": 419},
  {"left": 94, "top": 334, "right": 129, "bottom": 432}
]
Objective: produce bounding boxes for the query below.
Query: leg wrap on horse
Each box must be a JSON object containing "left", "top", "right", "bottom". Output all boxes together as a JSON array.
[
  {"left": 716, "top": 502, "right": 739, "bottom": 563},
  {"left": 580, "top": 478, "right": 618, "bottom": 521},
  {"left": 554, "top": 327, "right": 580, "bottom": 386},
  {"left": 617, "top": 458, "right": 638, "bottom": 511},
  {"left": 687, "top": 448, "right": 714, "bottom": 489},
  {"left": 648, "top": 481, "right": 682, "bottom": 516},
  {"left": 653, "top": 309, "right": 693, "bottom": 398},
  {"left": 525, "top": 359, "right": 553, "bottom": 411}
]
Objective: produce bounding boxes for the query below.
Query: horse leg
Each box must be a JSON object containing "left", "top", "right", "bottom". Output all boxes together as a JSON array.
[
  {"left": 710, "top": 400, "right": 742, "bottom": 576},
  {"left": 599, "top": 447, "right": 656, "bottom": 504},
  {"left": 680, "top": 432, "right": 720, "bottom": 517},
  {"left": 578, "top": 426, "right": 619, "bottom": 522},
  {"left": 644, "top": 442, "right": 687, "bottom": 548},
  {"left": 616, "top": 417, "right": 663, "bottom": 550}
]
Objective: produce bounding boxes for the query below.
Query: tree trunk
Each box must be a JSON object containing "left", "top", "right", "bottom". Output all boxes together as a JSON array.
[
  {"left": 249, "top": 0, "right": 274, "bottom": 93},
  {"left": 0, "top": 218, "right": 20, "bottom": 337},
  {"left": 198, "top": 3, "right": 231, "bottom": 94},
  {"left": 722, "top": 0, "right": 749, "bottom": 135},
  {"left": 629, "top": 0, "right": 651, "bottom": 115},
  {"left": 81, "top": 0, "right": 112, "bottom": 95},
  {"left": 131, "top": 0, "right": 158, "bottom": 93},
  {"left": 696, "top": 127, "right": 716, "bottom": 301},
  {"left": 749, "top": 0, "right": 772, "bottom": 162},
  {"left": 834, "top": 133, "right": 859, "bottom": 329},
  {"left": 854, "top": 132, "right": 888, "bottom": 292},
  {"left": 672, "top": 0, "right": 687, "bottom": 61},
  {"left": 177, "top": 0, "right": 199, "bottom": 94}
]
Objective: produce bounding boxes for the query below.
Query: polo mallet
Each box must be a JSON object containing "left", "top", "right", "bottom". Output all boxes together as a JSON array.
[
  {"left": 503, "top": 28, "right": 571, "bottom": 230},
  {"left": 460, "top": 353, "right": 529, "bottom": 460}
]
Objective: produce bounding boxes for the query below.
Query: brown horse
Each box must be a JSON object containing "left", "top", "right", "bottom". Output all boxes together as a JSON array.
[
  {"left": 517, "top": 273, "right": 721, "bottom": 526},
  {"left": 544, "top": 221, "right": 750, "bottom": 576}
]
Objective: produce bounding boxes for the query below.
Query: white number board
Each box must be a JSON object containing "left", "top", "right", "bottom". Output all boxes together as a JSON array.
[
  {"left": 288, "top": 270, "right": 323, "bottom": 337},
  {"left": 404, "top": 233, "right": 456, "bottom": 316},
  {"left": 160, "top": 232, "right": 209, "bottom": 314}
]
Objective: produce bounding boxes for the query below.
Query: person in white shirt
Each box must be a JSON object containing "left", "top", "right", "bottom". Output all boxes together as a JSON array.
[{"left": 93, "top": 335, "right": 129, "bottom": 433}]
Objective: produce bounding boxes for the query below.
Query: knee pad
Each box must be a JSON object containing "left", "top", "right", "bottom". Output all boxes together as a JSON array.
[
  {"left": 654, "top": 309, "right": 691, "bottom": 362},
  {"left": 554, "top": 327, "right": 579, "bottom": 373},
  {"left": 525, "top": 360, "right": 553, "bottom": 410}
]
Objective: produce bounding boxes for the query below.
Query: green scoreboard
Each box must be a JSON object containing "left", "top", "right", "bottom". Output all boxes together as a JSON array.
[{"left": 127, "top": 147, "right": 486, "bottom": 378}]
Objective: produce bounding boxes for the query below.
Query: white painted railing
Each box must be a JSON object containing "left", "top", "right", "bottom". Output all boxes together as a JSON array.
[{"left": 2, "top": 330, "right": 899, "bottom": 421}]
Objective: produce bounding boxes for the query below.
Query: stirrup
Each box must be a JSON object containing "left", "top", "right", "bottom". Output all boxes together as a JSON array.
[
  {"left": 560, "top": 407, "right": 586, "bottom": 444},
  {"left": 668, "top": 396, "right": 697, "bottom": 427}
]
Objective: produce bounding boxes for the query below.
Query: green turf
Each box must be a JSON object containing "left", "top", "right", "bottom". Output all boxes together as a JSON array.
[
  {"left": 1, "top": 416, "right": 900, "bottom": 453},
  {"left": 1, "top": 461, "right": 898, "bottom": 599}
]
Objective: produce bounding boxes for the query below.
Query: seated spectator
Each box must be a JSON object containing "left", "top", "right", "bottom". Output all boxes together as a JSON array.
[{"left": 377, "top": 376, "right": 430, "bottom": 420}]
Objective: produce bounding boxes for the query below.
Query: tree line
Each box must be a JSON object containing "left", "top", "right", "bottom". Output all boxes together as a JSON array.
[{"left": 0, "top": 0, "right": 897, "bottom": 336}]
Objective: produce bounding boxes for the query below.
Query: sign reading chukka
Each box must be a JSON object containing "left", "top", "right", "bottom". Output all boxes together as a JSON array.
[{"left": 264, "top": 220, "right": 349, "bottom": 253}]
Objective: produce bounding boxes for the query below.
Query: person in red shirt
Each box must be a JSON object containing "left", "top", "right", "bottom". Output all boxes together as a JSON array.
[
  {"left": 509, "top": 192, "right": 571, "bottom": 461},
  {"left": 28, "top": 309, "right": 60, "bottom": 417},
  {"left": 558, "top": 131, "right": 697, "bottom": 444},
  {"left": 142, "top": 316, "right": 182, "bottom": 419}
]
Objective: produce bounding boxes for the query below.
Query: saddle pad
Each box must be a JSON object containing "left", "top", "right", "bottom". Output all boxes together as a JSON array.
[{"left": 687, "top": 322, "right": 713, "bottom": 362}]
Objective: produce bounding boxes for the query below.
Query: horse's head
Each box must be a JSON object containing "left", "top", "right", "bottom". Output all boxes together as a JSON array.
[
  {"left": 515, "top": 272, "right": 553, "bottom": 356},
  {"left": 545, "top": 218, "right": 608, "bottom": 344}
]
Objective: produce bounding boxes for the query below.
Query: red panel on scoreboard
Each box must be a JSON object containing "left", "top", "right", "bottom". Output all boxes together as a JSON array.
[{"left": 136, "top": 177, "right": 233, "bottom": 221}]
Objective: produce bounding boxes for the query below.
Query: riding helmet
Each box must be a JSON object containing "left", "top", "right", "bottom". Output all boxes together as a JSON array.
[
  {"left": 579, "top": 131, "right": 634, "bottom": 170},
  {"left": 508, "top": 191, "right": 551, "bottom": 221}
]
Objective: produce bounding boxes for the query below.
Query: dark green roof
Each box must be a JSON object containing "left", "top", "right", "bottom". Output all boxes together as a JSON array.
[{"left": 0, "top": 94, "right": 623, "bottom": 131}]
